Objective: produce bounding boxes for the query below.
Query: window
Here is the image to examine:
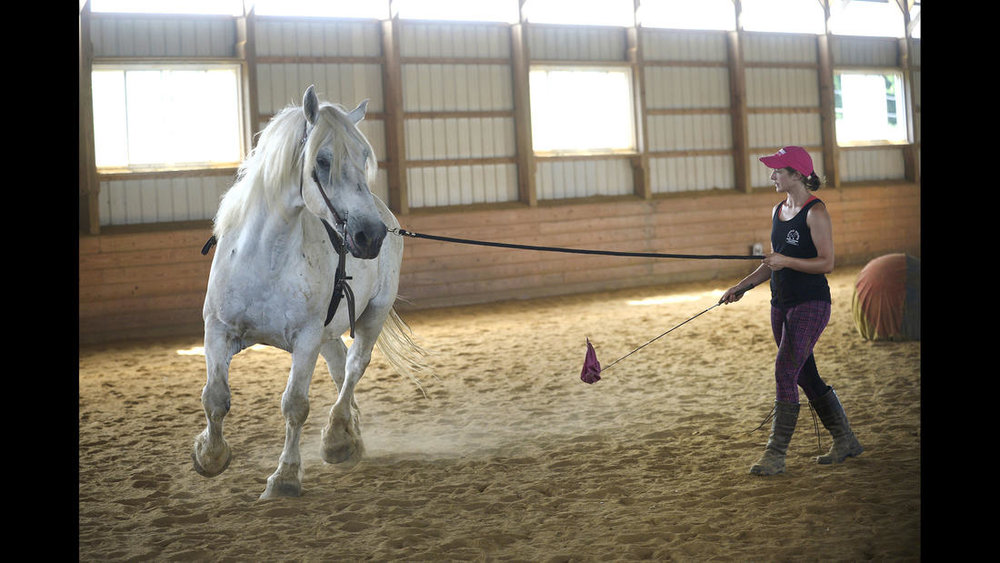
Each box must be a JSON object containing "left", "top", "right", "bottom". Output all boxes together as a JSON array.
[
  {"left": 90, "top": 0, "right": 244, "bottom": 15},
  {"left": 739, "top": 0, "right": 826, "bottom": 35},
  {"left": 253, "top": 0, "right": 389, "bottom": 19},
  {"left": 523, "top": 0, "right": 634, "bottom": 27},
  {"left": 393, "top": 0, "right": 518, "bottom": 23},
  {"left": 529, "top": 67, "right": 636, "bottom": 155},
  {"left": 91, "top": 65, "right": 244, "bottom": 171},
  {"left": 833, "top": 71, "right": 908, "bottom": 145},
  {"left": 829, "top": 0, "right": 906, "bottom": 38},
  {"left": 637, "top": 0, "right": 735, "bottom": 31}
]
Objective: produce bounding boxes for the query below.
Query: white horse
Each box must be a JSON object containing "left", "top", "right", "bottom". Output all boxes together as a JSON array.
[{"left": 194, "top": 85, "right": 424, "bottom": 499}]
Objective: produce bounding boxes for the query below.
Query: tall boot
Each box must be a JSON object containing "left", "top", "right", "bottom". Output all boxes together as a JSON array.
[
  {"left": 810, "top": 387, "right": 863, "bottom": 464},
  {"left": 750, "top": 400, "right": 800, "bottom": 476}
]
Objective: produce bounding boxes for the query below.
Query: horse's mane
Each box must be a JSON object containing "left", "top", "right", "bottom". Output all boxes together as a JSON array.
[{"left": 213, "top": 99, "right": 377, "bottom": 238}]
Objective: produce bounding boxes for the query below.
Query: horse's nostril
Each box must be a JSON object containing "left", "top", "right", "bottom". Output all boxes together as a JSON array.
[{"left": 354, "top": 230, "right": 368, "bottom": 248}]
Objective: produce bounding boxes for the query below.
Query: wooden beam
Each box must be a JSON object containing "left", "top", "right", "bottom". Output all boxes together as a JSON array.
[
  {"left": 236, "top": 8, "right": 259, "bottom": 152},
  {"left": 817, "top": 32, "right": 840, "bottom": 188},
  {"left": 510, "top": 20, "right": 536, "bottom": 207},
  {"left": 381, "top": 16, "right": 409, "bottom": 215},
  {"left": 896, "top": 1, "right": 919, "bottom": 184},
  {"left": 628, "top": 19, "right": 651, "bottom": 200},
  {"left": 726, "top": 29, "right": 750, "bottom": 194},
  {"left": 897, "top": 38, "right": 918, "bottom": 184},
  {"left": 79, "top": 0, "right": 101, "bottom": 235}
]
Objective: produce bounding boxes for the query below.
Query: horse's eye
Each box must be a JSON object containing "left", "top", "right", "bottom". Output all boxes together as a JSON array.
[{"left": 316, "top": 156, "right": 330, "bottom": 170}]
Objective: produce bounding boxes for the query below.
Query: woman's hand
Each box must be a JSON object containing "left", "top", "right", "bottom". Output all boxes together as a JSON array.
[
  {"left": 719, "top": 285, "right": 746, "bottom": 304},
  {"left": 719, "top": 264, "right": 770, "bottom": 305},
  {"left": 763, "top": 252, "right": 788, "bottom": 271},
  {"left": 720, "top": 282, "right": 757, "bottom": 304}
]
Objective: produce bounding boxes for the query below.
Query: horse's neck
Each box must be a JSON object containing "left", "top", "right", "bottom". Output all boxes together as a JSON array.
[{"left": 233, "top": 181, "right": 308, "bottom": 253}]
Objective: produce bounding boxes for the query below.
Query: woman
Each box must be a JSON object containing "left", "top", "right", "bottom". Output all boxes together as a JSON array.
[{"left": 720, "top": 146, "right": 863, "bottom": 476}]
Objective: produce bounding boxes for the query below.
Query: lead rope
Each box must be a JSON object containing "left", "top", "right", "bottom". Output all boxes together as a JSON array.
[
  {"left": 750, "top": 404, "right": 776, "bottom": 434},
  {"left": 389, "top": 228, "right": 763, "bottom": 261},
  {"left": 750, "top": 403, "right": 823, "bottom": 453},
  {"left": 809, "top": 404, "right": 822, "bottom": 453}
]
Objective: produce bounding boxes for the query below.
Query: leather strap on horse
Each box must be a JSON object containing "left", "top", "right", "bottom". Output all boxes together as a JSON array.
[
  {"left": 200, "top": 223, "right": 356, "bottom": 337},
  {"left": 201, "top": 121, "right": 357, "bottom": 335},
  {"left": 320, "top": 218, "right": 356, "bottom": 337}
]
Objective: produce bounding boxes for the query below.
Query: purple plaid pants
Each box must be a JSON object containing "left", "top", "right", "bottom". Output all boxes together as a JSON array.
[{"left": 770, "top": 300, "right": 831, "bottom": 403}]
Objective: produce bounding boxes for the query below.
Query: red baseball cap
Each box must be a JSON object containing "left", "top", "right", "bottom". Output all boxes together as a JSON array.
[{"left": 759, "top": 146, "right": 814, "bottom": 177}]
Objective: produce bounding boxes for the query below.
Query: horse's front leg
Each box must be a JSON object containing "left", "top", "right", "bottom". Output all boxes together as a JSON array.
[
  {"left": 321, "top": 300, "right": 392, "bottom": 466},
  {"left": 192, "top": 326, "right": 236, "bottom": 478},
  {"left": 260, "top": 334, "right": 321, "bottom": 500},
  {"left": 320, "top": 337, "right": 365, "bottom": 465}
]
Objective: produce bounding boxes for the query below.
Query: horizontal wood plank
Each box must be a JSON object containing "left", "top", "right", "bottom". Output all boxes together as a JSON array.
[{"left": 79, "top": 183, "right": 919, "bottom": 344}]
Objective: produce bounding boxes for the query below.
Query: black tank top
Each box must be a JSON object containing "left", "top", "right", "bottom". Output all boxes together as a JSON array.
[{"left": 770, "top": 197, "right": 831, "bottom": 307}]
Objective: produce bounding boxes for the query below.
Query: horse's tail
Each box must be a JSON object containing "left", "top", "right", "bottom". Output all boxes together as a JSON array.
[{"left": 375, "top": 305, "right": 433, "bottom": 397}]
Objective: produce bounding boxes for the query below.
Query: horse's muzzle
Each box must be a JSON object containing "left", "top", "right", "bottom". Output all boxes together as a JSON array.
[{"left": 346, "top": 218, "right": 387, "bottom": 259}]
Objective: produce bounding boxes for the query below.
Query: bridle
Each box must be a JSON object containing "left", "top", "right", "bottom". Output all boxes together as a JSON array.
[
  {"left": 299, "top": 121, "right": 357, "bottom": 337},
  {"left": 199, "top": 117, "right": 362, "bottom": 336}
]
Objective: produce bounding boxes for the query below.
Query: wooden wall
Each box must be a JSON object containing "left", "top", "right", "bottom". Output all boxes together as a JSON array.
[
  {"left": 78, "top": 182, "right": 919, "bottom": 345},
  {"left": 78, "top": 5, "right": 921, "bottom": 345}
]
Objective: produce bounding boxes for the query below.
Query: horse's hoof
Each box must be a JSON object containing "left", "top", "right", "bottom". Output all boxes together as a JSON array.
[
  {"left": 322, "top": 444, "right": 362, "bottom": 467},
  {"left": 259, "top": 478, "right": 302, "bottom": 500},
  {"left": 192, "top": 449, "right": 231, "bottom": 477},
  {"left": 321, "top": 428, "right": 364, "bottom": 465},
  {"left": 192, "top": 436, "right": 232, "bottom": 477}
]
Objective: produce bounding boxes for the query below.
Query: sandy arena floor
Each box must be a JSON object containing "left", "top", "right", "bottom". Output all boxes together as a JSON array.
[{"left": 78, "top": 265, "right": 920, "bottom": 560}]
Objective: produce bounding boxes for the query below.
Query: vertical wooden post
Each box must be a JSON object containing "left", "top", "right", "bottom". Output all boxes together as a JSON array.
[
  {"left": 897, "top": 0, "right": 919, "bottom": 184},
  {"left": 510, "top": 2, "right": 536, "bottom": 207},
  {"left": 381, "top": 15, "right": 409, "bottom": 215},
  {"left": 79, "top": 0, "right": 101, "bottom": 234},
  {"left": 817, "top": 1, "right": 839, "bottom": 189},
  {"left": 726, "top": 28, "right": 749, "bottom": 193},
  {"left": 817, "top": 34, "right": 839, "bottom": 189},
  {"left": 236, "top": 6, "right": 260, "bottom": 153},
  {"left": 627, "top": 14, "right": 651, "bottom": 200}
]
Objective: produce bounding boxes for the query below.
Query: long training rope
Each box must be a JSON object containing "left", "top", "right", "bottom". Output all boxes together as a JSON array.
[
  {"left": 391, "top": 226, "right": 829, "bottom": 448},
  {"left": 752, "top": 402, "right": 823, "bottom": 453},
  {"left": 600, "top": 301, "right": 724, "bottom": 375},
  {"left": 390, "top": 228, "right": 763, "bottom": 261},
  {"left": 597, "top": 280, "right": 753, "bottom": 375}
]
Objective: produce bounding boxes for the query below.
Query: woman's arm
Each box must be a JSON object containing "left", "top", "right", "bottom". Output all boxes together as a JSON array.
[
  {"left": 719, "top": 202, "right": 780, "bottom": 304},
  {"left": 763, "top": 202, "right": 835, "bottom": 274},
  {"left": 719, "top": 263, "right": 772, "bottom": 304}
]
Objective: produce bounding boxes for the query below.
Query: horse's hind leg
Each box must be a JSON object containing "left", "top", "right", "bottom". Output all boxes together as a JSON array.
[
  {"left": 320, "top": 336, "right": 364, "bottom": 465},
  {"left": 192, "top": 326, "right": 236, "bottom": 478},
  {"left": 260, "top": 332, "right": 321, "bottom": 500}
]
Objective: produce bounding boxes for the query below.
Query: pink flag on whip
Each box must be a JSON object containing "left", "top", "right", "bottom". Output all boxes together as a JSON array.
[{"left": 580, "top": 338, "right": 602, "bottom": 384}]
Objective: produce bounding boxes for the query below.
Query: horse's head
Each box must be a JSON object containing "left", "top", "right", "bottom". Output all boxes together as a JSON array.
[{"left": 300, "top": 85, "right": 386, "bottom": 260}]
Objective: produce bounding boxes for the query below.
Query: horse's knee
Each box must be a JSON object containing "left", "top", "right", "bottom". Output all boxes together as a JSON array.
[
  {"left": 281, "top": 391, "right": 310, "bottom": 426},
  {"left": 201, "top": 382, "right": 231, "bottom": 420},
  {"left": 347, "top": 350, "right": 373, "bottom": 375}
]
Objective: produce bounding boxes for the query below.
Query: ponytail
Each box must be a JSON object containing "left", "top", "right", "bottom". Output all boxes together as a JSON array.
[
  {"left": 804, "top": 172, "right": 823, "bottom": 191},
  {"left": 783, "top": 166, "right": 824, "bottom": 190}
]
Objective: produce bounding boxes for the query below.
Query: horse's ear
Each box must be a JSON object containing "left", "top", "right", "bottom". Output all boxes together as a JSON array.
[
  {"left": 302, "top": 85, "right": 319, "bottom": 125},
  {"left": 347, "top": 99, "right": 368, "bottom": 124}
]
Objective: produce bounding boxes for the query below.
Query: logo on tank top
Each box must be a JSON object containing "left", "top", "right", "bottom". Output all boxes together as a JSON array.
[{"left": 785, "top": 229, "right": 800, "bottom": 246}]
